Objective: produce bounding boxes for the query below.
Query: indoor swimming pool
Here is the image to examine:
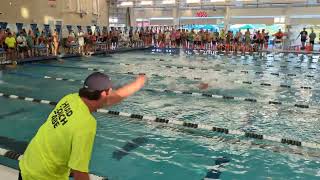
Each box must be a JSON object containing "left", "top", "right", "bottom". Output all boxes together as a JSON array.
[{"left": 0, "top": 51, "right": 320, "bottom": 180}]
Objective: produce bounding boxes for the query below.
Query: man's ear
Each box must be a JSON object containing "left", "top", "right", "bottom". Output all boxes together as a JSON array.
[
  {"left": 100, "top": 90, "right": 107, "bottom": 98},
  {"left": 101, "top": 88, "right": 112, "bottom": 97}
]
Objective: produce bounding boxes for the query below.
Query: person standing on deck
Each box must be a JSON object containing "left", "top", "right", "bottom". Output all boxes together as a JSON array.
[
  {"left": 309, "top": 29, "right": 316, "bottom": 51},
  {"left": 19, "top": 72, "right": 147, "bottom": 180},
  {"left": 78, "top": 29, "right": 85, "bottom": 55},
  {"left": 53, "top": 29, "right": 60, "bottom": 56},
  {"left": 297, "top": 28, "right": 308, "bottom": 50}
]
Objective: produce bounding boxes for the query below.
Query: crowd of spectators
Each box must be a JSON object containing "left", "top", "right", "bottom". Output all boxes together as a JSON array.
[{"left": 0, "top": 26, "right": 317, "bottom": 63}]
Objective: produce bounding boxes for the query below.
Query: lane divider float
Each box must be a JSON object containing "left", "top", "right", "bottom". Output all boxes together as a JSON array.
[
  {"left": 25, "top": 63, "right": 319, "bottom": 83},
  {"left": 8, "top": 72, "right": 318, "bottom": 108},
  {"left": 11, "top": 65, "right": 318, "bottom": 92},
  {"left": 152, "top": 58, "right": 320, "bottom": 72},
  {"left": 0, "top": 92, "right": 319, "bottom": 150}
]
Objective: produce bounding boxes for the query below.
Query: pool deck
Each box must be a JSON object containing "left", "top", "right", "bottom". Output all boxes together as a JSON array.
[
  {"left": 0, "top": 165, "right": 19, "bottom": 180},
  {"left": 0, "top": 47, "right": 152, "bottom": 65}
]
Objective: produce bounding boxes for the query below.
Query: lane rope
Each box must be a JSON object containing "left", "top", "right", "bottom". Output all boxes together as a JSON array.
[
  {"left": 8, "top": 72, "right": 318, "bottom": 110},
  {"left": 0, "top": 147, "right": 107, "bottom": 180},
  {"left": 180, "top": 49, "right": 320, "bottom": 59},
  {"left": 24, "top": 63, "right": 319, "bottom": 86},
  {"left": 95, "top": 61, "right": 319, "bottom": 80},
  {"left": 152, "top": 58, "right": 320, "bottom": 72},
  {"left": 0, "top": 92, "right": 319, "bottom": 150}
]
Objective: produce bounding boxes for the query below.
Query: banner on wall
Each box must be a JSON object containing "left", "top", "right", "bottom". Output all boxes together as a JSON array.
[
  {"left": 16, "top": 23, "right": 23, "bottom": 32},
  {"left": 66, "top": 25, "right": 73, "bottom": 33},
  {"left": 48, "top": 0, "right": 56, "bottom": 7},
  {"left": 30, "top": 24, "right": 37, "bottom": 33},
  {"left": 87, "top": 26, "right": 92, "bottom": 33},
  {"left": 196, "top": 11, "right": 208, "bottom": 17},
  {"left": 0, "top": 22, "right": 8, "bottom": 30},
  {"left": 44, "top": 24, "right": 50, "bottom": 36},
  {"left": 77, "top": 25, "right": 82, "bottom": 32}
]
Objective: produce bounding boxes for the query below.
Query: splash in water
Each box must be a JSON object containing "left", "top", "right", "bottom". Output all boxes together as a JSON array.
[
  {"left": 112, "top": 136, "right": 148, "bottom": 161},
  {"left": 203, "top": 157, "right": 230, "bottom": 180}
]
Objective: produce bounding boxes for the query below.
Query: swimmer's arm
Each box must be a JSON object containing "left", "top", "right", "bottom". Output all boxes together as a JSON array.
[
  {"left": 106, "top": 74, "right": 147, "bottom": 106},
  {"left": 72, "top": 170, "right": 90, "bottom": 180}
]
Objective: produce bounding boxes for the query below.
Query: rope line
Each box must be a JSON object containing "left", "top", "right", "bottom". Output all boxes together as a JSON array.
[
  {"left": 0, "top": 147, "right": 107, "bottom": 180},
  {"left": 180, "top": 49, "right": 320, "bottom": 58},
  {"left": 25, "top": 63, "right": 318, "bottom": 84},
  {"left": 132, "top": 63, "right": 317, "bottom": 79},
  {"left": 91, "top": 61, "right": 318, "bottom": 80},
  {"left": 65, "top": 58, "right": 319, "bottom": 80},
  {"left": 152, "top": 58, "right": 320, "bottom": 72},
  {"left": 8, "top": 72, "right": 318, "bottom": 109},
  {"left": 23, "top": 63, "right": 208, "bottom": 81},
  {"left": 144, "top": 88, "right": 318, "bottom": 110},
  {"left": 15, "top": 65, "right": 319, "bottom": 91},
  {"left": 0, "top": 92, "right": 319, "bottom": 150}
]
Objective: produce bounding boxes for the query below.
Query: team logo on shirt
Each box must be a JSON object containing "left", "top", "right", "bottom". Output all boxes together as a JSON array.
[{"left": 51, "top": 101, "right": 73, "bottom": 128}]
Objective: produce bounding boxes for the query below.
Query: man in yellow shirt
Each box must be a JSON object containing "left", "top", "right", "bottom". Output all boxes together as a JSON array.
[
  {"left": 19, "top": 72, "right": 147, "bottom": 180},
  {"left": 4, "top": 32, "right": 16, "bottom": 61}
]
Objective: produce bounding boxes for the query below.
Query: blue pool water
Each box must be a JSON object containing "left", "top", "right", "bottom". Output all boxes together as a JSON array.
[{"left": 0, "top": 51, "right": 320, "bottom": 179}]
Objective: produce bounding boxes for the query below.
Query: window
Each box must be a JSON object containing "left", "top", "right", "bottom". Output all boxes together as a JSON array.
[
  {"left": 109, "top": 17, "right": 118, "bottom": 23},
  {"left": 274, "top": 17, "right": 285, "bottom": 24}
]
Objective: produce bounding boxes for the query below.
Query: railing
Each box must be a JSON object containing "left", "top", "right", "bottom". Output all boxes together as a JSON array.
[{"left": 0, "top": 41, "right": 147, "bottom": 63}]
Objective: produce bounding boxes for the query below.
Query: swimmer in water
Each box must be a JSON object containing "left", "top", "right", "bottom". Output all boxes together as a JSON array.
[{"left": 198, "top": 82, "right": 209, "bottom": 90}]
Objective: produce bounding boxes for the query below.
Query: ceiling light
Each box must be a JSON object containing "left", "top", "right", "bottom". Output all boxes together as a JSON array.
[
  {"left": 140, "top": 1, "right": 153, "bottom": 5},
  {"left": 186, "top": 0, "right": 200, "bottom": 4},
  {"left": 162, "top": 0, "right": 175, "bottom": 4},
  {"left": 120, "top": 1, "right": 133, "bottom": 6},
  {"left": 210, "top": 0, "right": 225, "bottom": 2}
]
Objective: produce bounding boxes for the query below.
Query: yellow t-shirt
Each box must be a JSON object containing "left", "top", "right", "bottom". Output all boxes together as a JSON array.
[
  {"left": 19, "top": 93, "right": 97, "bottom": 180},
  {"left": 5, "top": 37, "right": 16, "bottom": 48}
]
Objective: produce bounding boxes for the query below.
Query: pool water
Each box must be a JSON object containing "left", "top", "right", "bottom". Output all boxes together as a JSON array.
[{"left": 0, "top": 51, "right": 320, "bottom": 180}]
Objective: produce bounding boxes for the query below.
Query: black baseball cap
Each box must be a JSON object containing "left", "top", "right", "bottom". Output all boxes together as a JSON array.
[{"left": 83, "top": 72, "right": 112, "bottom": 91}]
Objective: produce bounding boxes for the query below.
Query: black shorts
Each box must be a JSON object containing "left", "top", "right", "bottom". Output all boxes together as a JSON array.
[
  {"left": 7, "top": 47, "right": 15, "bottom": 52},
  {"left": 111, "top": 38, "right": 118, "bottom": 43},
  {"left": 176, "top": 38, "right": 181, "bottom": 45},
  {"left": 310, "top": 41, "right": 315, "bottom": 45},
  {"left": 3, "top": 44, "right": 8, "bottom": 51},
  {"left": 84, "top": 38, "right": 89, "bottom": 44},
  {"left": 18, "top": 46, "right": 27, "bottom": 52}
]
